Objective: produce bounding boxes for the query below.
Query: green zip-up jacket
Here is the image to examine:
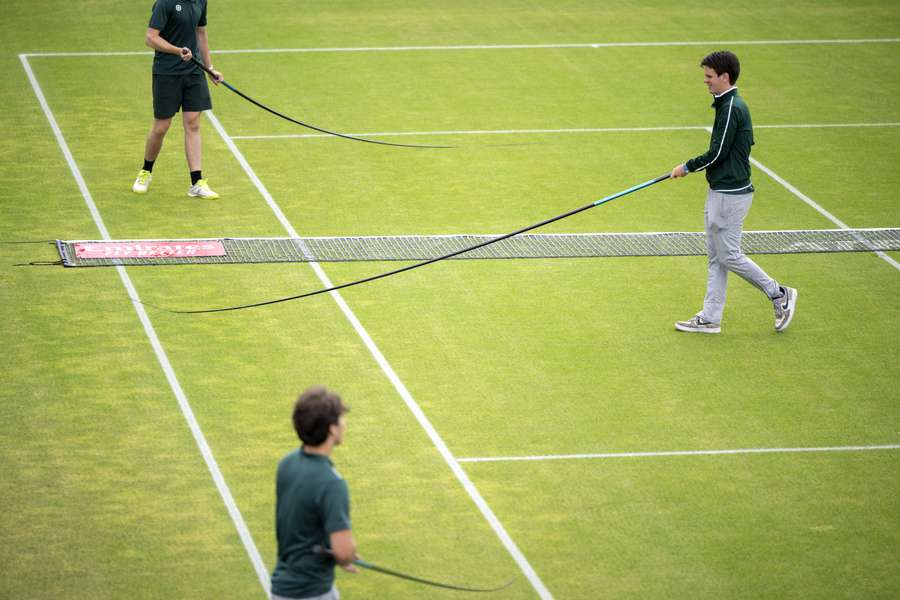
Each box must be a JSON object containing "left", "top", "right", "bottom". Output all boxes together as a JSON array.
[{"left": 685, "top": 87, "right": 755, "bottom": 194}]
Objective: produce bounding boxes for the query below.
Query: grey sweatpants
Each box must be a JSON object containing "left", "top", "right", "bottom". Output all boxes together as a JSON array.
[{"left": 700, "top": 190, "right": 779, "bottom": 324}]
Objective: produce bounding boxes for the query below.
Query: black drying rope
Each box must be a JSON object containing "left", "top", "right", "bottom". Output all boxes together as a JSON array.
[
  {"left": 191, "top": 57, "right": 453, "bottom": 149},
  {"left": 150, "top": 174, "right": 670, "bottom": 314},
  {"left": 312, "top": 546, "right": 514, "bottom": 593}
]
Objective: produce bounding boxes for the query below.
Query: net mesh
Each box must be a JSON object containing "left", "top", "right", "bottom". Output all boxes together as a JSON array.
[{"left": 57, "top": 228, "right": 900, "bottom": 267}]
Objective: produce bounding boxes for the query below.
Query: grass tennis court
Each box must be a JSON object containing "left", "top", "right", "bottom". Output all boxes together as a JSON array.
[{"left": 2, "top": 1, "right": 899, "bottom": 598}]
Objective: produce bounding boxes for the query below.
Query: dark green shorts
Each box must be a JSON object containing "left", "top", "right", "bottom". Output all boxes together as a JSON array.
[{"left": 152, "top": 73, "right": 212, "bottom": 119}]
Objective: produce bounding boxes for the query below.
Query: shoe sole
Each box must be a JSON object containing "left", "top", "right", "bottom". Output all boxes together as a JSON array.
[
  {"left": 187, "top": 192, "right": 220, "bottom": 199},
  {"left": 775, "top": 289, "right": 798, "bottom": 332},
  {"left": 675, "top": 323, "right": 721, "bottom": 334},
  {"left": 132, "top": 188, "right": 148, "bottom": 194}
]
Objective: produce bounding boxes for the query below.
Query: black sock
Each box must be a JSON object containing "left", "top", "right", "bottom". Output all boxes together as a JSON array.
[
  {"left": 143, "top": 159, "right": 155, "bottom": 172},
  {"left": 190, "top": 170, "right": 202, "bottom": 185}
]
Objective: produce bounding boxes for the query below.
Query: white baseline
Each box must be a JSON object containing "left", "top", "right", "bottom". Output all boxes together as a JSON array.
[
  {"left": 458, "top": 444, "right": 900, "bottom": 463},
  {"left": 20, "top": 37, "right": 900, "bottom": 57}
]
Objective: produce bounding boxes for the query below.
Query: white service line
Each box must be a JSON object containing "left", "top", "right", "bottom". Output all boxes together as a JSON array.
[
  {"left": 20, "top": 37, "right": 900, "bottom": 57},
  {"left": 458, "top": 444, "right": 900, "bottom": 463},
  {"left": 230, "top": 122, "right": 900, "bottom": 140},
  {"left": 204, "top": 111, "right": 554, "bottom": 600},
  {"left": 19, "top": 54, "right": 272, "bottom": 596}
]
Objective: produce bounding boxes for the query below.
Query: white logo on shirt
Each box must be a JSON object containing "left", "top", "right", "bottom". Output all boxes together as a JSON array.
[{"left": 175, "top": 4, "right": 182, "bottom": 11}]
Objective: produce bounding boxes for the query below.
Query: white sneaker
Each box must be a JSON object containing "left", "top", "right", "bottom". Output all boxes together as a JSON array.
[
  {"left": 187, "top": 178, "right": 220, "bottom": 199},
  {"left": 675, "top": 314, "right": 721, "bottom": 334},
  {"left": 132, "top": 169, "right": 152, "bottom": 194},
  {"left": 773, "top": 286, "right": 798, "bottom": 332}
]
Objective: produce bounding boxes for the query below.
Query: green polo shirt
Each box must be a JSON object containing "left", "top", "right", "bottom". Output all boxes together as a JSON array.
[
  {"left": 148, "top": 0, "right": 208, "bottom": 75},
  {"left": 271, "top": 448, "right": 352, "bottom": 599}
]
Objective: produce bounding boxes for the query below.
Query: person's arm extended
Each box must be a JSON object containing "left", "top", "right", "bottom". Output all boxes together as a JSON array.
[
  {"left": 330, "top": 529, "right": 359, "bottom": 573},
  {"left": 671, "top": 98, "right": 738, "bottom": 180},
  {"left": 195, "top": 27, "right": 222, "bottom": 83},
  {"left": 145, "top": 27, "right": 187, "bottom": 57},
  {"left": 685, "top": 97, "right": 738, "bottom": 173}
]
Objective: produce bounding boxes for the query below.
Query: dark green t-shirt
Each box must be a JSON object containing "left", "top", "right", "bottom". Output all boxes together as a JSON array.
[
  {"left": 148, "top": 0, "right": 208, "bottom": 75},
  {"left": 271, "top": 449, "right": 352, "bottom": 598}
]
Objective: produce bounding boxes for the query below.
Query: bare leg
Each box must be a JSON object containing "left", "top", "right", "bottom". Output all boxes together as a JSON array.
[
  {"left": 183, "top": 111, "right": 202, "bottom": 172},
  {"left": 144, "top": 117, "right": 173, "bottom": 162}
]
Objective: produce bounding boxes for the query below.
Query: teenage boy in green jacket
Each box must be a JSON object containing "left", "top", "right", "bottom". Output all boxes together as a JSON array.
[{"left": 671, "top": 50, "right": 797, "bottom": 334}]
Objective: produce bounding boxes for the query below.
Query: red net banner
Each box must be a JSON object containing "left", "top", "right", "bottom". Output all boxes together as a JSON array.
[{"left": 74, "top": 241, "right": 226, "bottom": 259}]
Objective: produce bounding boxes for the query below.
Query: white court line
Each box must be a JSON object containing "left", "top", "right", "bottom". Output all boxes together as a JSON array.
[
  {"left": 20, "top": 37, "right": 900, "bottom": 57},
  {"left": 458, "top": 445, "right": 900, "bottom": 463},
  {"left": 230, "top": 122, "right": 900, "bottom": 140},
  {"left": 19, "top": 54, "right": 272, "bottom": 596},
  {"left": 204, "top": 111, "right": 554, "bottom": 600}
]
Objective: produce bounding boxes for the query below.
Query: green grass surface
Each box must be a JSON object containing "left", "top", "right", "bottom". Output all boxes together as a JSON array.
[{"left": 2, "top": 1, "right": 898, "bottom": 598}]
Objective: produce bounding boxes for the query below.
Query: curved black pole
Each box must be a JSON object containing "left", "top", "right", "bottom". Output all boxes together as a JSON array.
[
  {"left": 191, "top": 57, "right": 452, "bottom": 149},
  {"left": 163, "top": 173, "right": 670, "bottom": 314},
  {"left": 353, "top": 557, "right": 515, "bottom": 593},
  {"left": 312, "top": 546, "right": 514, "bottom": 593}
]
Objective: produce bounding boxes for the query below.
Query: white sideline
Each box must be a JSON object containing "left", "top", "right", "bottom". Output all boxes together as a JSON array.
[
  {"left": 20, "top": 37, "right": 900, "bottom": 57},
  {"left": 19, "top": 55, "right": 273, "bottom": 595},
  {"left": 204, "top": 111, "right": 555, "bottom": 599},
  {"left": 458, "top": 444, "right": 900, "bottom": 463},
  {"left": 230, "top": 122, "right": 900, "bottom": 140}
]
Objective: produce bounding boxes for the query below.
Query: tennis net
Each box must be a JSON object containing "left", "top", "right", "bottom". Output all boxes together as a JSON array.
[{"left": 56, "top": 228, "right": 900, "bottom": 267}]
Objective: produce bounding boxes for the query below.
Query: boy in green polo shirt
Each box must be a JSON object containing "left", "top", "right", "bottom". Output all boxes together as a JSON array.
[
  {"left": 271, "top": 387, "right": 358, "bottom": 600},
  {"left": 670, "top": 50, "right": 797, "bottom": 333},
  {"left": 133, "top": 0, "right": 223, "bottom": 199}
]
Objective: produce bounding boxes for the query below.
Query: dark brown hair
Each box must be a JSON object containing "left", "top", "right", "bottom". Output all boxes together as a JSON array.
[
  {"left": 701, "top": 50, "right": 740, "bottom": 85},
  {"left": 292, "top": 386, "right": 349, "bottom": 446}
]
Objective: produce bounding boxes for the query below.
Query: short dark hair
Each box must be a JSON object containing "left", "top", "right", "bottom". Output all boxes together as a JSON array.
[
  {"left": 292, "top": 386, "right": 349, "bottom": 446},
  {"left": 701, "top": 50, "right": 740, "bottom": 85}
]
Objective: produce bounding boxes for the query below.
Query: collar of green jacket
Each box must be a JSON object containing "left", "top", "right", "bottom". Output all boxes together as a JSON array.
[{"left": 711, "top": 86, "right": 738, "bottom": 107}]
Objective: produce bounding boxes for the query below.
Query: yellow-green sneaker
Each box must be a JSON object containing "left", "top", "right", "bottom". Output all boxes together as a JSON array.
[
  {"left": 187, "top": 178, "right": 220, "bottom": 199},
  {"left": 132, "top": 169, "right": 152, "bottom": 194}
]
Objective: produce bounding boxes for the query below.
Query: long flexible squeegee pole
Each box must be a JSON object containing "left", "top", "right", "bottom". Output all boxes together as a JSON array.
[
  {"left": 352, "top": 557, "right": 515, "bottom": 593},
  {"left": 311, "top": 546, "right": 514, "bottom": 593},
  {"left": 173, "top": 173, "right": 670, "bottom": 314},
  {"left": 189, "top": 57, "right": 452, "bottom": 149}
]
